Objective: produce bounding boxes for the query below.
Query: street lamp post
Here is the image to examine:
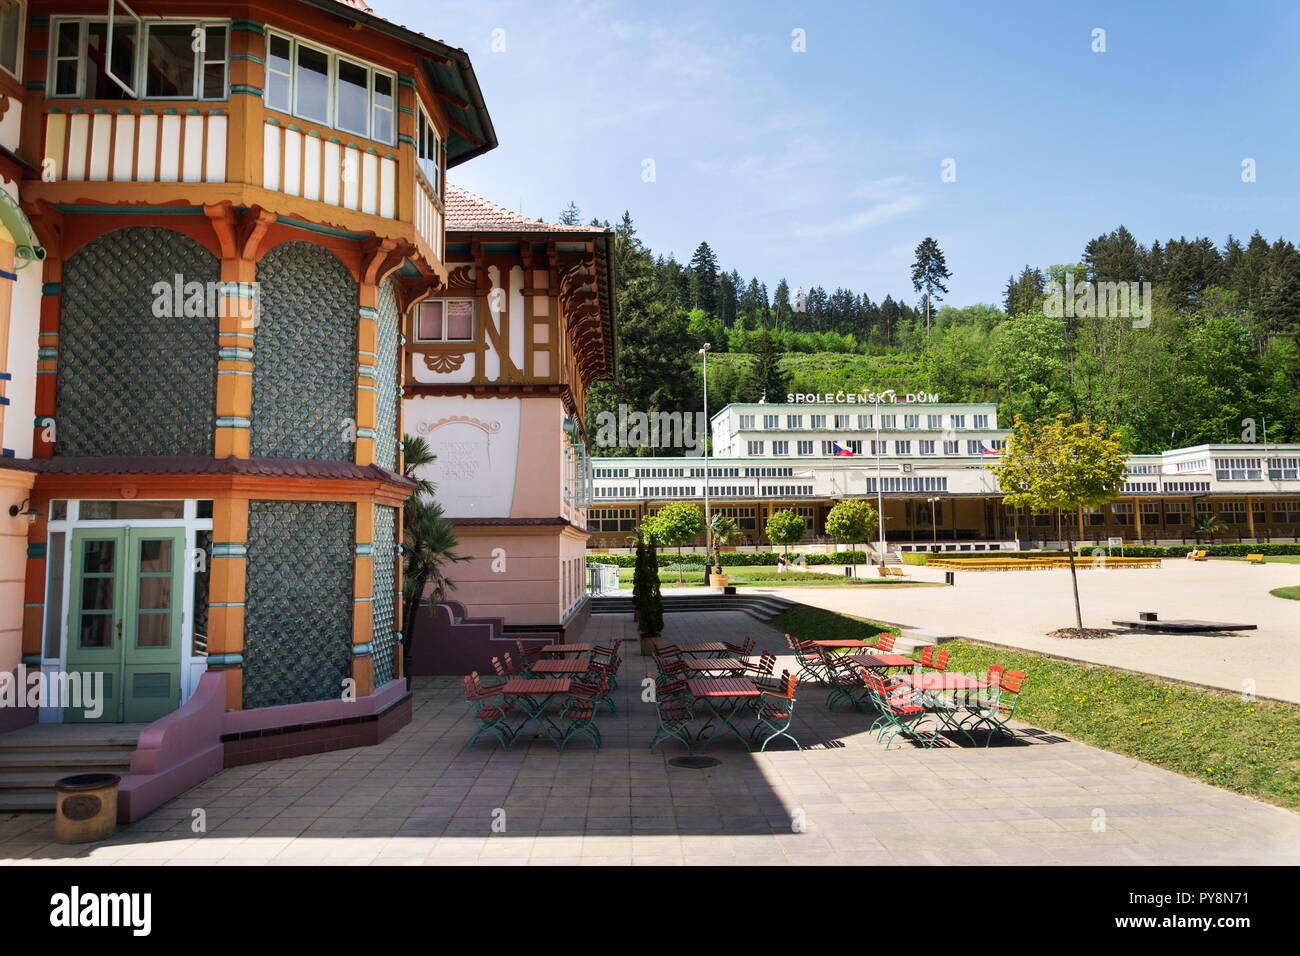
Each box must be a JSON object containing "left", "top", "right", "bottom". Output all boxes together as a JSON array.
[
  {"left": 874, "top": 396, "right": 886, "bottom": 567},
  {"left": 927, "top": 495, "right": 941, "bottom": 549},
  {"left": 699, "top": 344, "right": 711, "bottom": 570}
]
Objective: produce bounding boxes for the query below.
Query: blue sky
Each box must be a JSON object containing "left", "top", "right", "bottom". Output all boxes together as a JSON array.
[{"left": 384, "top": 0, "right": 1300, "bottom": 306}]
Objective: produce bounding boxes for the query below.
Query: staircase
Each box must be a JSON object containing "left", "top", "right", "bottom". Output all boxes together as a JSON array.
[
  {"left": 591, "top": 593, "right": 797, "bottom": 622},
  {"left": 0, "top": 724, "right": 142, "bottom": 812}
]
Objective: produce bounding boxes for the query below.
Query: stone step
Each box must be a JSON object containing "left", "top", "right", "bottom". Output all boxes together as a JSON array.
[
  {"left": 0, "top": 748, "right": 135, "bottom": 771},
  {"left": 895, "top": 629, "right": 959, "bottom": 652},
  {"left": 0, "top": 790, "right": 55, "bottom": 812}
]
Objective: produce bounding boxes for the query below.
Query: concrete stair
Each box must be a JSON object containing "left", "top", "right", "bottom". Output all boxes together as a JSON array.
[
  {"left": 591, "top": 593, "right": 798, "bottom": 623},
  {"left": 0, "top": 726, "right": 140, "bottom": 813}
]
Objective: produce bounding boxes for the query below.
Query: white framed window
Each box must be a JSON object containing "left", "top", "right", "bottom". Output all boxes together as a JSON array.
[
  {"left": 820, "top": 441, "right": 835, "bottom": 456},
  {"left": 797, "top": 441, "right": 813, "bottom": 455},
  {"left": 846, "top": 440, "right": 862, "bottom": 454},
  {"left": 881, "top": 414, "right": 896, "bottom": 428},
  {"left": 786, "top": 415, "right": 802, "bottom": 429},
  {"left": 927, "top": 414, "right": 942, "bottom": 429},
  {"left": 413, "top": 299, "right": 474, "bottom": 343},
  {"left": 263, "top": 29, "right": 396, "bottom": 144},
  {"left": 1214, "top": 458, "right": 1261, "bottom": 480},
  {"left": 739, "top": 415, "right": 755, "bottom": 429},
  {"left": 747, "top": 441, "right": 764, "bottom": 456},
  {"left": 834, "top": 414, "right": 850, "bottom": 429},
  {"left": 974, "top": 414, "right": 989, "bottom": 428},
  {"left": 416, "top": 105, "right": 443, "bottom": 194},
  {"left": 943, "top": 440, "right": 958, "bottom": 454},
  {"left": 858, "top": 415, "right": 872, "bottom": 428},
  {"left": 871, "top": 440, "right": 887, "bottom": 455},
  {"left": 895, "top": 440, "right": 911, "bottom": 455},
  {"left": 904, "top": 414, "right": 919, "bottom": 429},
  {"left": 950, "top": 414, "right": 966, "bottom": 428},
  {"left": 0, "top": 0, "right": 26, "bottom": 78},
  {"left": 772, "top": 440, "right": 789, "bottom": 455},
  {"left": 49, "top": 16, "right": 229, "bottom": 101},
  {"left": 810, "top": 414, "right": 826, "bottom": 429},
  {"left": 919, "top": 440, "right": 935, "bottom": 454},
  {"left": 763, "top": 415, "right": 780, "bottom": 429},
  {"left": 1269, "top": 458, "right": 1300, "bottom": 480}
]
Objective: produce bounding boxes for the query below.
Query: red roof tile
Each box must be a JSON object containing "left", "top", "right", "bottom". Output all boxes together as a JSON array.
[{"left": 444, "top": 184, "right": 596, "bottom": 233}]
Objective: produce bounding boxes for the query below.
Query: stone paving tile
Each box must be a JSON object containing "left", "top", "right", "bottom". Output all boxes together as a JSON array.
[{"left": 2, "top": 610, "right": 1297, "bottom": 866}]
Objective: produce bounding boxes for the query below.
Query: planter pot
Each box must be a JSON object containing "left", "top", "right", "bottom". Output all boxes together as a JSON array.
[
  {"left": 639, "top": 635, "right": 661, "bottom": 657},
  {"left": 709, "top": 573, "right": 729, "bottom": 590}
]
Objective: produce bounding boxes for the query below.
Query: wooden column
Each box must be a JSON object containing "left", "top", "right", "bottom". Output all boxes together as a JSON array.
[
  {"left": 207, "top": 497, "right": 249, "bottom": 710},
  {"left": 1246, "top": 495, "right": 1256, "bottom": 540},
  {"left": 1134, "top": 496, "right": 1143, "bottom": 542},
  {"left": 351, "top": 501, "right": 374, "bottom": 698}
]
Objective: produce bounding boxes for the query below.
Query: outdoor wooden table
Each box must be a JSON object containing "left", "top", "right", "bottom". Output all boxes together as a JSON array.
[
  {"left": 686, "top": 677, "right": 760, "bottom": 750},
  {"left": 845, "top": 653, "right": 916, "bottom": 669},
  {"left": 672, "top": 642, "right": 731, "bottom": 656},
  {"left": 539, "top": 643, "right": 591, "bottom": 657},
  {"left": 500, "top": 678, "right": 572, "bottom": 745},
  {"left": 808, "top": 639, "right": 880, "bottom": 650},
  {"left": 682, "top": 657, "right": 747, "bottom": 675},
  {"left": 529, "top": 659, "right": 591, "bottom": 675}
]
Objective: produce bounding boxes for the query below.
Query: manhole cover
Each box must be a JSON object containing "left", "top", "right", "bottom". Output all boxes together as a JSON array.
[{"left": 669, "top": 756, "right": 721, "bottom": 769}]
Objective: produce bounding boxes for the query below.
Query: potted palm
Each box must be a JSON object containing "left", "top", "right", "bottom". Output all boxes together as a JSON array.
[{"left": 706, "top": 514, "right": 739, "bottom": 590}]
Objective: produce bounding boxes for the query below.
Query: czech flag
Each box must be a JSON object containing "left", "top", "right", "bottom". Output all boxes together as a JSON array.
[
  {"left": 980, "top": 441, "right": 1001, "bottom": 455},
  {"left": 832, "top": 441, "right": 855, "bottom": 457}
]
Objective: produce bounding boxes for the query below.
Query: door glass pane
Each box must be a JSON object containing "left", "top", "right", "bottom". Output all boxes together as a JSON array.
[
  {"left": 295, "top": 45, "right": 329, "bottom": 122},
  {"left": 145, "top": 24, "right": 196, "bottom": 97},
  {"left": 79, "top": 614, "right": 113, "bottom": 648},
  {"left": 137, "top": 576, "right": 171, "bottom": 611},
  {"left": 192, "top": 530, "right": 211, "bottom": 656},
  {"left": 81, "top": 576, "right": 115, "bottom": 611},
  {"left": 138, "top": 538, "right": 172, "bottom": 573},
  {"left": 136, "top": 613, "right": 170, "bottom": 648},
  {"left": 80, "top": 500, "right": 184, "bottom": 520},
  {"left": 82, "top": 539, "right": 116, "bottom": 575}
]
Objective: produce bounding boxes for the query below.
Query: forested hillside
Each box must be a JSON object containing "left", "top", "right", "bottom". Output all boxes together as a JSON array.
[{"left": 577, "top": 212, "right": 1300, "bottom": 456}]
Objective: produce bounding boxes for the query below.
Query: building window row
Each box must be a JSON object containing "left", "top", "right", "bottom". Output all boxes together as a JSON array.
[
  {"left": 51, "top": 16, "right": 229, "bottom": 101},
  {"left": 761, "top": 485, "right": 813, "bottom": 496},
  {"left": 1215, "top": 458, "right": 1262, "bottom": 480},
  {"left": 265, "top": 29, "right": 398, "bottom": 145},
  {"left": 864, "top": 476, "right": 949, "bottom": 493}
]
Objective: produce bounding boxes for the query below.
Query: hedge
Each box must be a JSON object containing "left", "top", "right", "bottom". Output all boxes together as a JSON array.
[
  {"left": 588, "top": 550, "right": 869, "bottom": 568},
  {"left": 905, "top": 543, "right": 1300, "bottom": 560}
]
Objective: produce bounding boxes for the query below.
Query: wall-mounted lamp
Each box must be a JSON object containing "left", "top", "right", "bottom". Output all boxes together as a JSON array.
[{"left": 8, "top": 498, "right": 41, "bottom": 524}]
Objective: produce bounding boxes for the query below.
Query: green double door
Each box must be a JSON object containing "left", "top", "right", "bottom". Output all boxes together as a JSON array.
[{"left": 65, "top": 528, "right": 185, "bottom": 723}]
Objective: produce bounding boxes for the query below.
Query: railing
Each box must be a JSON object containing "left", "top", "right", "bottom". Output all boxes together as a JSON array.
[
  {"left": 43, "top": 102, "right": 228, "bottom": 183},
  {"left": 262, "top": 116, "right": 397, "bottom": 218}
]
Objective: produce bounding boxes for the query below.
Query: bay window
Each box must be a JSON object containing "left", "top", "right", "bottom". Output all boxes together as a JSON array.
[{"left": 264, "top": 30, "right": 397, "bottom": 145}]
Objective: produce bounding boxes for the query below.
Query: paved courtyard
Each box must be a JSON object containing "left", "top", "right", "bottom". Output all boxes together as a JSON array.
[
  {"left": 1, "top": 610, "right": 1297, "bottom": 866},
  {"left": 770, "top": 559, "right": 1300, "bottom": 702}
]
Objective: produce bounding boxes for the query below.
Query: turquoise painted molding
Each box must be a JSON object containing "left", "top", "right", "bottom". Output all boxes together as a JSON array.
[
  {"left": 356, "top": 427, "right": 376, "bottom": 439},
  {"left": 206, "top": 654, "right": 244, "bottom": 666},
  {"left": 231, "top": 84, "right": 264, "bottom": 98},
  {"left": 358, "top": 365, "right": 376, "bottom": 379},
  {"left": 231, "top": 53, "right": 265, "bottom": 64},
  {"left": 219, "top": 347, "right": 254, "bottom": 362},
  {"left": 37, "top": 347, "right": 57, "bottom": 360},
  {"left": 353, "top": 596, "right": 373, "bottom": 603},
  {"left": 215, "top": 416, "right": 251, "bottom": 428},
  {"left": 231, "top": 19, "right": 264, "bottom": 34},
  {"left": 27, "top": 543, "right": 46, "bottom": 559},
  {"left": 21, "top": 654, "right": 41, "bottom": 666},
  {"left": 358, "top": 305, "right": 379, "bottom": 319},
  {"left": 42, "top": 283, "right": 60, "bottom": 295},
  {"left": 355, "top": 543, "right": 374, "bottom": 555},
  {"left": 211, "top": 543, "right": 248, "bottom": 558},
  {"left": 209, "top": 602, "right": 245, "bottom": 608},
  {"left": 351, "top": 643, "right": 373, "bottom": 656}
]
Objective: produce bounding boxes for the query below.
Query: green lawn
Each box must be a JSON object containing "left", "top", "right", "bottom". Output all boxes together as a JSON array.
[
  {"left": 771, "top": 605, "right": 1300, "bottom": 810},
  {"left": 612, "top": 565, "right": 929, "bottom": 587},
  {"left": 1270, "top": 586, "right": 1300, "bottom": 601}
]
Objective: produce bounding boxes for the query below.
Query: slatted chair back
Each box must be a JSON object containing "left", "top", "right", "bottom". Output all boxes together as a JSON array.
[
  {"left": 490, "top": 656, "right": 507, "bottom": 680},
  {"left": 729, "top": 637, "right": 756, "bottom": 656},
  {"left": 986, "top": 664, "right": 1006, "bottom": 687},
  {"left": 1000, "top": 670, "right": 1027, "bottom": 694},
  {"left": 776, "top": 670, "right": 798, "bottom": 699},
  {"left": 917, "top": 647, "right": 934, "bottom": 668},
  {"left": 752, "top": 651, "right": 776, "bottom": 676},
  {"left": 876, "top": 633, "right": 896, "bottom": 652},
  {"left": 932, "top": 649, "right": 950, "bottom": 671}
]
